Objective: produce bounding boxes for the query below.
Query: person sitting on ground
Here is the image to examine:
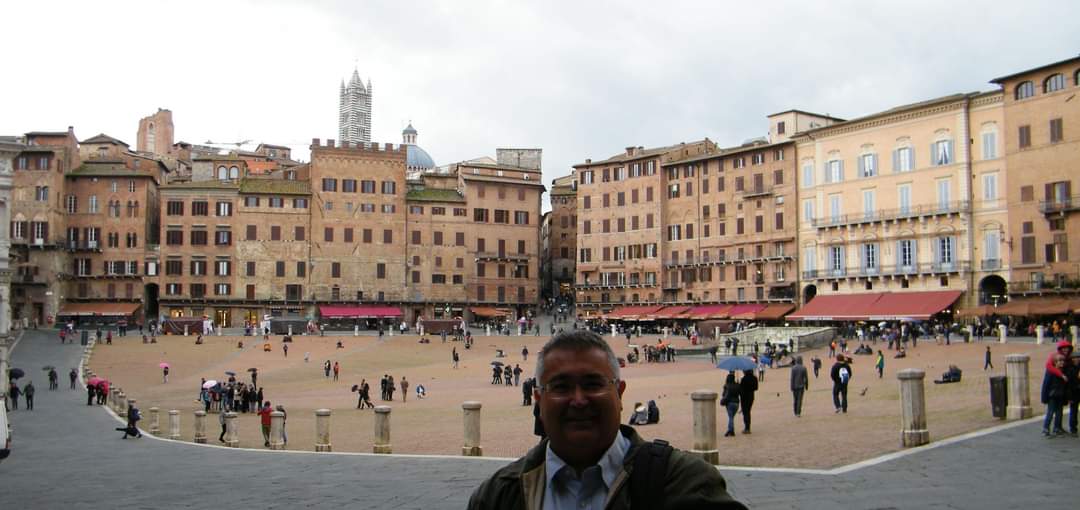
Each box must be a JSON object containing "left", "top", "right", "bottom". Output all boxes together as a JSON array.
[
  {"left": 628, "top": 402, "right": 649, "bottom": 425},
  {"left": 237, "top": 340, "right": 244, "bottom": 349},
  {"left": 647, "top": 400, "right": 660, "bottom": 424},
  {"left": 934, "top": 365, "right": 963, "bottom": 384},
  {"left": 894, "top": 347, "right": 907, "bottom": 359},
  {"left": 415, "top": 384, "right": 426, "bottom": 399},
  {"left": 336, "top": 340, "right": 344, "bottom": 349},
  {"left": 195, "top": 334, "right": 204, "bottom": 345}
]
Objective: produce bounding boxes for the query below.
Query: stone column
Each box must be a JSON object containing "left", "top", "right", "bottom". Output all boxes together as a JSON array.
[
  {"left": 1036, "top": 325, "right": 1045, "bottom": 345},
  {"left": 999, "top": 324, "right": 1007, "bottom": 344},
  {"left": 315, "top": 408, "right": 332, "bottom": 452},
  {"left": 117, "top": 391, "right": 127, "bottom": 417},
  {"left": 965, "top": 325, "right": 974, "bottom": 342},
  {"left": 462, "top": 401, "right": 482, "bottom": 456},
  {"left": 897, "top": 369, "right": 929, "bottom": 447},
  {"left": 224, "top": 412, "right": 239, "bottom": 447},
  {"left": 0, "top": 345, "right": 9, "bottom": 403},
  {"left": 1071, "top": 325, "right": 1078, "bottom": 348},
  {"left": 689, "top": 390, "right": 719, "bottom": 465},
  {"left": 269, "top": 411, "right": 285, "bottom": 450},
  {"left": 373, "top": 405, "right": 392, "bottom": 454},
  {"left": 168, "top": 410, "right": 181, "bottom": 440},
  {"left": 148, "top": 407, "right": 161, "bottom": 435},
  {"left": 1005, "top": 354, "right": 1033, "bottom": 420},
  {"left": 193, "top": 410, "right": 207, "bottom": 443}
]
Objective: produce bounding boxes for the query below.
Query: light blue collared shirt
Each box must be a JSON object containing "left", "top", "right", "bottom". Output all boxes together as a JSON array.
[{"left": 543, "top": 430, "right": 632, "bottom": 510}]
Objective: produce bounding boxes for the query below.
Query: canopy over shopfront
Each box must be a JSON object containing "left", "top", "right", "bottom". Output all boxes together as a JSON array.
[
  {"left": 470, "top": 307, "right": 512, "bottom": 318},
  {"left": 58, "top": 302, "right": 141, "bottom": 318},
  {"left": 788, "top": 291, "right": 962, "bottom": 321},
  {"left": 687, "top": 304, "right": 733, "bottom": 320},
  {"left": 731, "top": 304, "right": 795, "bottom": 321},
  {"left": 985, "top": 297, "right": 1080, "bottom": 316},
  {"left": 652, "top": 306, "right": 691, "bottom": 319},
  {"left": 318, "top": 305, "right": 402, "bottom": 319},
  {"left": 603, "top": 305, "right": 665, "bottom": 321}
]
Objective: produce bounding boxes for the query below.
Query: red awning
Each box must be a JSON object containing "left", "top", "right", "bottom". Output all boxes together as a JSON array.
[
  {"left": 604, "top": 305, "right": 665, "bottom": 320},
  {"left": 687, "top": 304, "right": 733, "bottom": 319},
  {"left": 58, "top": 302, "right": 141, "bottom": 317},
  {"left": 727, "top": 303, "right": 768, "bottom": 319},
  {"left": 652, "top": 306, "right": 691, "bottom": 319},
  {"left": 319, "top": 305, "right": 402, "bottom": 319},
  {"left": 731, "top": 303, "right": 794, "bottom": 320},
  {"left": 470, "top": 307, "right": 510, "bottom": 318},
  {"left": 789, "top": 291, "right": 962, "bottom": 321},
  {"left": 869, "top": 291, "right": 963, "bottom": 320}
]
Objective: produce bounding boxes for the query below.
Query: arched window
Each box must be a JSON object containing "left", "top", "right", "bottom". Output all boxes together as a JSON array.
[
  {"left": 217, "top": 166, "right": 228, "bottom": 180},
  {"left": 1015, "top": 81, "right": 1035, "bottom": 100},
  {"left": 229, "top": 166, "right": 240, "bottom": 179},
  {"left": 1044, "top": 73, "right": 1065, "bottom": 93},
  {"left": 132, "top": 201, "right": 139, "bottom": 218}
]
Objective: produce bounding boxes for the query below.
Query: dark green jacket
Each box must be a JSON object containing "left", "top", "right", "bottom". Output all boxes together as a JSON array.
[{"left": 467, "top": 425, "right": 747, "bottom": 510}]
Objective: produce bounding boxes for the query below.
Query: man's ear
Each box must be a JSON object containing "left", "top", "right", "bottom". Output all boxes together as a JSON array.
[{"left": 616, "top": 379, "right": 626, "bottom": 398}]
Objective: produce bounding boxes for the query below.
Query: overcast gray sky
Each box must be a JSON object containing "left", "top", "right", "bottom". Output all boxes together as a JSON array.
[{"left": 2, "top": 0, "right": 1077, "bottom": 192}]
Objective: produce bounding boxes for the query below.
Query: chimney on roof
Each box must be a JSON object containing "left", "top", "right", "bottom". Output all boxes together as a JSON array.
[
  {"left": 585, "top": 158, "right": 591, "bottom": 164},
  {"left": 625, "top": 147, "right": 636, "bottom": 156}
]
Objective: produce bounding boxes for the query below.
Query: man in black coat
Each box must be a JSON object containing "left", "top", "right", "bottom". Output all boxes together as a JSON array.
[
  {"left": 738, "top": 370, "right": 758, "bottom": 433},
  {"left": 831, "top": 355, "right": 853, "bottom": 413}
]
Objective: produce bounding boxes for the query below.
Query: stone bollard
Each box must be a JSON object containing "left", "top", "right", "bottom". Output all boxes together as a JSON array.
[
  {"left": 999, "top": 324, "right": 1007, "bottom": 344},
  {"left": 714, "top": 327, "right": 720, "bottom": 343},
  {"left": 663, "top": 327, "right": 670, "bottom": 339},
  {"left": 1036, "top": 325, "right": 1045, "bottom": 345},
  {"left": 898, "top": 369, "right": 929, "bottom": 447},
  {"left": 485, "top": 325, "right": 491, "bottom": 336},
  {"left": 1005, "top": 354, "right": 1033, "bottom": 420},
  {"left": 117, "top": 391, "right": 127, "bottom": 417},
  {"left": 149, "top": 407, "right": 161, "bottom": 435},
  {"left": 288, "top": 324, "right": 293, "bottom": 336},
  {"left": 965, "top": 325, "right": 974, "bottom": 342},
  {"left": 1073, "top": 326, "right": 1079, "bottom": 348},
  {"left": 269, "top": 411, "right": 285, "bottom": 450},
  {"left": 689, "top": 390, "right": 719, "bottom": 464},
  {"left": 224, "top": 412, "right": 239, "bottom": 447},
  {"left": 373, "top": 405, "right": 392, "bottom": 454},
  {"left": 194, "top": 410, "right": 207, "bottom": 443},
  {"left": 184, "top": 324, "right": 189, "bottom": 336},
  {"left": 217, "top": 326, "right": 223, "bottom": 336},
  {"left": 462, "top": 401, "right": 483, "bottom": 456},
  {"left": 315, "top": 409, "right": 332, "bottom": 452},
  {"left": 354, "top": 324, "right": 359, "bottom": 337},
  {"left": 168, "top": 410, "right": 181, "bottom": 440},
  {"left": 611, "top": 324, "right": 617, "bottom": 340}
]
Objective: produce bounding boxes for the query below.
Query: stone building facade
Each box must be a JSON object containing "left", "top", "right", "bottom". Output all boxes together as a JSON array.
[
  {"left": 546, "top": 173, "right": 577, "bottom": 301},
  {"left": 793, "top": 93, "right": 1007, "bottom": 308},
  {"left": 991, "top": 56, "right": 1080, "bottom": 298},
  {"left": 137, "top": 108, "right": 174, "bottom": 157}
]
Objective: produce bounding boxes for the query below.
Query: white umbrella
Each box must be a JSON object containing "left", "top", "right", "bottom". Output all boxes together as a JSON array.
[{"left": 202, "top": 379, "right": 218, "bottom": 389}]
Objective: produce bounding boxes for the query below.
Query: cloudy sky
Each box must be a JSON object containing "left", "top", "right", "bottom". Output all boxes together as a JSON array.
[{"left": 2, "top": 0, "right": 1077, "bottom": 192}]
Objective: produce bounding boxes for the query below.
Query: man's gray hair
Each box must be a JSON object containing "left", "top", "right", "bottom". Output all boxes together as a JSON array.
[{"left": 535, "top": 330, "right": 620, "bottom": 384}]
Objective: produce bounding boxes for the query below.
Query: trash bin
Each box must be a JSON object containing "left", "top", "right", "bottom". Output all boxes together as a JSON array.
[
  {"left": 80, "top": 330, "right": 89, "bottom": 346},
  {"left": 989, "top": 375, "right": 1007, "bottom": 419}
]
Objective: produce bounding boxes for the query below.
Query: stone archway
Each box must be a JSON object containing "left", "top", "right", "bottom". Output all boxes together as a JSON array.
[
  {"left": 802, "top": 284, "right": 818, "bottom": 304},
  {"left": 978, "top": 275, "right": 1008, "bottom": 305},
  {"left": 144, "top": 283, "right": 160, "bottom": 324}
]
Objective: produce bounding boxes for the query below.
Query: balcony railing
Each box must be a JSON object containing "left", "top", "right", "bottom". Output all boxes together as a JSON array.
[
  {"left": 1039, "top": 196, "right": 1080, "bottom": 215},
  {"left": 67, "top": 240, "right": 102, "bottom": 252},
  {"left": 741, "top": 185, "right": 774, "bottom": 199},
  {"left": 575, "top": 282, "right": 657, "bottom": 290},
  {"left": 664, "top": 253, "right": 794, "bottom": 268},
  {"left": 802, "top": 261, "right": 971, "bottom": 280},
  {"left": 980, "top": 258, "right": 1002, "bottom": 271},
  {"left": 476, "top": 251, "right": 529, "bottom": 262},
  {"left": 812, "top": 200, "right": 970, "bottom": 229},
  {"left": 1009, "top": 278, "right": 1080, "bottom": 294}
]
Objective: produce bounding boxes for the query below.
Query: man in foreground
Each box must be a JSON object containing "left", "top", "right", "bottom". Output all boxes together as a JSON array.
[{"left": 468, "top": 330, "right": 746, "bottom": 509}]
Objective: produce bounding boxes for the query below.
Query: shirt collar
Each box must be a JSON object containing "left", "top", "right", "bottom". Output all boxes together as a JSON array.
[{"left": 545, "top": 429, "right": 631, "bottom": 491}]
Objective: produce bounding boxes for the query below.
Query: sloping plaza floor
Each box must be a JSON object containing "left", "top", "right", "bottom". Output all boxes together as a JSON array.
[{"left": 2, "top": 329, "right": 1078, "bottom": 509}]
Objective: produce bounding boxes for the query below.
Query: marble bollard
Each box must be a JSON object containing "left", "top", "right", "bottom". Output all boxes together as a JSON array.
[
  {"left": 1073, "top": 326, "right": 1079, "bottom": 348},
  {"left": 117, "top": 391, "right": 127, "bottom": 417},
  {"left": 998, "top": 324, "right": 1007, "bottom": 344},
  {"left": 1005, "top": 354, "right": 1032, "bottom": 420},
  {"left": 462, "top": 401, "right": 482, "bottom": 456},
  {"left": 168, "top": 410, "right": 181, "bottom": 440},
  {"left": 373, "top": 405, "right": 392, "bottom": 454},
  {"left": 354, "top": 324, "right": 359, "bottom": 337},
  {"left": 1036, "top": 325, "right": 1045, "bottom": 345},
  {"left": 194, "top": 410, "right": 207, "bottom": 443},
  {"left": 690, "top": 390, "right": 719, "bottom": 465},
  {"left": 224, "top": 412, "right": 239, "bottom": 447},
  {"left": 269, "top": 411, "right": 285, "bottom": 450},
  {"left": 148, "top": 407, "right": 161, "bottom": 435},
  {"left": 315, "top": 408, "right": 332, "bottom": 452},
  {"left": 898, "top": 369, "right": 929, "bottom": 447}
]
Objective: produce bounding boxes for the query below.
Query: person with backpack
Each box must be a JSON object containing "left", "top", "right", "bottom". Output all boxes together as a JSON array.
[
  {"left": 831, "top": 355, "right": 853, "bottom": 413},
  {"left": 468, "top": 330, "right": 746, "bottom": 509},
  {"left": 117, "top": 402, "right": 142, "bottom": 438}
]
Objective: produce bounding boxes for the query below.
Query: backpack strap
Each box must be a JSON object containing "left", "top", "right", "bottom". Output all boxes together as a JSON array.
[{"left": 630, "top": 439, "right": 673, "bottom": 509}]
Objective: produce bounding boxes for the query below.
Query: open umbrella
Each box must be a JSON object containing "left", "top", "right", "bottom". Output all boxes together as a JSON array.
[
  {"left": 87, "top": 376, "right": 103, "bottom": 386},
  {"left": 9, "top": 368, "right": 25, "bottom": 380},
  {"left": 224, "top": 371, "right": 237, "bottom": 376},
  {"left": 42, "top": 365, "right": 56, "bottom": 371},
  {"left": 715, "top": 357, "right": 757, "bottom": 372},
  {"left": 159, "top": 362, "right": 170, "bottom": 369},
  {"left": 202, "top": 379, "right": 219, "bottom": 389},
  {"left": 490, "top": 361, "right": 505, "bottom": 367},
  {"left": 247, "top": 368, "right": 258, "bottom": 373},
  {"left": 351, "top": 384, "right": 359, "bottom": 392}
]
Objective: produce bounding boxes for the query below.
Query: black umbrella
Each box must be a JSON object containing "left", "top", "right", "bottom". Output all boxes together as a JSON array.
[
  {"left": 351, "top": 384, "right": 359, "bottom": 392},
  {"left": 490, "top": 361, "right": 504, "bottom": 367},
  {"left": 42, "top": 365, "right": 56, "bottom": 371},
  {"left": 9, "top": 368, "right": 25, "bottom": 380},
  {"left": 247, "top": 368, "right": 258, "bottom": 373}
]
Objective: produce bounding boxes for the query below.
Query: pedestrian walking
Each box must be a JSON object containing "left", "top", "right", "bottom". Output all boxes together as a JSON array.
[
  {"left": 521, "top": 346, "right": 528, "bottom": 361},
  {"left": 218, "top": 405, "right": 228, "bottom": 442},
  {"left": 324, "top": 360, "right": 331, "bottom": 378},
  {"left": 812, "top": 356, "right": 822, "bottom": 378},
  {"left": 333, "top": 361, "right": 340, "bottom": 381},
  {"left": 386, "top": 375, "right": 395, "bottom": 401},
  {"left": 720, "top": 373, "right": 741, "bottom": 437},
  {"left": 739, "top": 370, "right": 757, "bottom": 434},
  {"left": 48, "top": 369, "right": 58, "bottom": 390},
  {"left": 162, "top": 365, "right": 169, "bottom": 384},
  {"left": 831, "top": 355, "right": 852, "bottom": 413},
  {"left": 790, "top": 356, "right": 808, "bottom": 417},
  {"left": 400, "top": 376, "right": 409, "bottom": 402},
  {"left": 453, "top": 348, "right": 460, "bottom": 369},
  {"left": 283, "top": 343, "right": 289, "bottom": 357},
  {"left": 875, "top": 350, "right": 885, "bottom": 378},
  {"left": 23, "top": 381, "right": 35, "bottom": 410},
  {"left": 86, "top": 382, "right": 96, "bottom": 406},
  {"left": 9, "top": 382, "right": 21, "bottom": 410},
  {"left": 116, "top": 402, "right": 142, "bottom": 439},
  {"left": 69, "top": 368, "right": 78, "bottom": 390},
  {"left": 1041, "top": 353, "right": 1068, "bottom": 436},
  {"left": 984, "top": 346, "right": 994, "bottom": 370},
  {"left": 513, "top": 364, "right": 523, "bottom": 386}
]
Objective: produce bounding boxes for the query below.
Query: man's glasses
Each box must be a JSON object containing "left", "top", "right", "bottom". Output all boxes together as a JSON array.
[{"left": 539, "top": 377, "right": 616, "bottom": 398}]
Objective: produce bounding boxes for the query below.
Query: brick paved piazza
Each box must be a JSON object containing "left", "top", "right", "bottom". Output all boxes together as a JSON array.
[{"left": 2, "top": 330, "right": 1077, "bottom": 509}]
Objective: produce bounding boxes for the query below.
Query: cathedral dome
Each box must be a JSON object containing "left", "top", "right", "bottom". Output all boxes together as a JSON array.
[{"left": 402, "top": 123, "right": 435, "bottom": 170}]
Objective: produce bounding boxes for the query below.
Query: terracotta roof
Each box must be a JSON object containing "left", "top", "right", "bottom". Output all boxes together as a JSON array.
[
  {"left": 990, "top": 54, "right": 1080, "bottom": 83},
  {"left": 461, "top": 173, "right": 546, "bottom": 188},
  {"left": 239, "top": 179, "right": 310, "bottom": 195},
  {"left": 81, "top": 133, "right": 130, "bottom": 146},
  {"left": 793, "top": 93, "right": 979, "bottom": 138},
  {"left": 406, "top": 188, "right": 466, "bottom": 203},
  {"left": 573, "top": 144, "right": 681, "bottom": 168},
  {"left": 162, "top": 180, "right": 241, "bottom": 191},
  {"left": 68, "top": 162, "right": 155, "bottom": 179}
]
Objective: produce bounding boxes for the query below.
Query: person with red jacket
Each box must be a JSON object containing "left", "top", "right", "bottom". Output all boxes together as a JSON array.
[
  {"left": 257, "top": 401, "right": 273, "bottom": 447},
  {"left": 1045, "top": 341, "right": 1073, "bottom": 380}
]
